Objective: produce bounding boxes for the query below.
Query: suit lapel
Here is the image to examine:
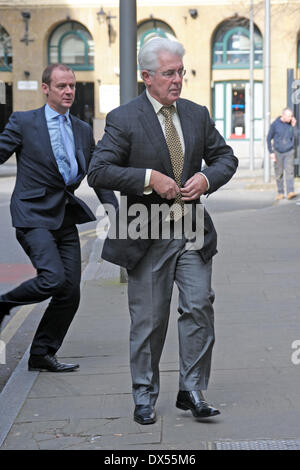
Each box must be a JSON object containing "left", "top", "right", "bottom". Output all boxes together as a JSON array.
[
  {"left": 34, "top": 106, "right": 56, "bottom": 162},
  {"left": 137, "top": 93, "right": 197, "bottom": 182},
  {"left": 177, "top": 99, "right": 196, "bottom": 184},
  {"left": 137, "top": 92, "right": 175, "bottom": 178},
  {"left": 33, "top": 106, "right": 64, "bottom": 180},
  {"left": 70, "top": 116, "right": 86, "bottom": 174}
]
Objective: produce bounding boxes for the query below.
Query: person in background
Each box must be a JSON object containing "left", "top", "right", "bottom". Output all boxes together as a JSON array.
[{"left": 267, "top": 107, "right": 297, "bottom": 201}]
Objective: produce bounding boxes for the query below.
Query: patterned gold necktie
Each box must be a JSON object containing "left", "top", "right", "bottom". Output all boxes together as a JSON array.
[{"left": 160, "top": 105, "right": 185, "bottom": 220}]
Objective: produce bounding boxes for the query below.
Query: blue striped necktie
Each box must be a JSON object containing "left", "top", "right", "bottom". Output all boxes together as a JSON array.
[{"left": 58, "top": 114, "right": 78, "bottom": 184}]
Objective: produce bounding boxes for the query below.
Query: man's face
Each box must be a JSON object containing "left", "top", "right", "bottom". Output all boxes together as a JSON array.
[
  {"left": 42, "top": 68, "right": 76, "bottom": 114},
  {"left": 281, "top": 110, "right": 293, "bottom": 123},
  {"left": 142, "top": 51, "right": 184, "bottom": 106}
]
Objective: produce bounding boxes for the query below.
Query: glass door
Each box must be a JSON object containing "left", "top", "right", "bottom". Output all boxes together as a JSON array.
[{"left": 213, "top": 81, "right": 262, "bottom": 140}]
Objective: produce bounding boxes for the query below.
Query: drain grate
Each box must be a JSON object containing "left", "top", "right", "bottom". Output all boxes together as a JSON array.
[{"left": 215, "top": 439, "right": 300, "bottom": 450}]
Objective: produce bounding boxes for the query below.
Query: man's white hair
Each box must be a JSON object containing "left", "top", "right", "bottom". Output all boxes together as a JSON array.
[{"left": 138, "top": 37, "right": 185, "bottom": 77}]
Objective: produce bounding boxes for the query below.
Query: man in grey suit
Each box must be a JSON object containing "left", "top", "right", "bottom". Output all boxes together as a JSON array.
[{"left": 88, "top": 38, "right": 238, "bottom": 424}]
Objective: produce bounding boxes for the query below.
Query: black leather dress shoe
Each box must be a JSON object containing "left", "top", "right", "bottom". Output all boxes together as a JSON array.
[
  {"left": 0, "top": 300, "right": 11, "bottom": 329},
  {"left": 134, "top": 405, "right": 156, "bottom": 425},
  {"left": 0, "top": 311, "right": 7, "bottom": 329},
  {"left": 28, "top": 354, "right": 80, "bottom": 372},
  {"left": 176, "top": 390, "right": 220, "bottom": 418}
]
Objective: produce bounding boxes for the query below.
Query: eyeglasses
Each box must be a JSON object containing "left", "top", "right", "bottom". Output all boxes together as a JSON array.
[{"left": 148, "top": 68, "right": 186, "bottom": 79}]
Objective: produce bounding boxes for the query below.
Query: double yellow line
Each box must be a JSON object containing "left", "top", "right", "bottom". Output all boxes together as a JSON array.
[
  {"left": 1, "top": 304, "right": 35, "bottom": 346},
  {"left": 78, "top": 228, "right": 97, "bottom": 238}
]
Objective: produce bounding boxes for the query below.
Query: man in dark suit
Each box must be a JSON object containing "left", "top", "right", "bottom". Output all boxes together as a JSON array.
[
  {"left": 88, "top": 38, "right": 238, "bottom": 424},
  {"left": 0, "top": 63, "right": 118, "bottom": 372}
]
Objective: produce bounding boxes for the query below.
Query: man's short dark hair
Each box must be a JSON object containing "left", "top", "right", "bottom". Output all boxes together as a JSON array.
[{"left": 42, "top": 64, "right": 75, "bottom": 86}]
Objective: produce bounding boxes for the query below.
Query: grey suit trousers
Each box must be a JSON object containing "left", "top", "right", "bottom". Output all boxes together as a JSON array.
[{"left": 127, "top": 235, "right": 215, "bottom": 406}]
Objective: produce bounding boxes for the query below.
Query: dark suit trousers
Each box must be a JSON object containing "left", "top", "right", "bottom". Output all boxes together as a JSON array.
[{"left": 2, "top": 224, "right": 81, "bottom": 356}]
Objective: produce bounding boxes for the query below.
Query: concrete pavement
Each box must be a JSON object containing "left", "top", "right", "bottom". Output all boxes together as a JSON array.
[{"left": 1, "top": 168, "right": 300, "bottom": 451}]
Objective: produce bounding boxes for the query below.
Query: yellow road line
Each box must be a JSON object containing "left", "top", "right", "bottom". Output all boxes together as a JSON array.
[
  {"left": 79, "top": 228, "right": 96, "bottom": 237},
  {"left": 80, "top": 239, "right": 89, "bottom": 250},
  {"left": 0, "top": 304, "right": 36, "bottom": 345}
]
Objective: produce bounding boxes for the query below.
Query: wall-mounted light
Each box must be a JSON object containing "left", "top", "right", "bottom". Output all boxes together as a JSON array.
[
  {"left": 97, "top": 6, "right": 106, "bottom": 23},
  {"left": 24, "top": 70, "right": 30, "bottom": 78},
  {"left": 189, "top": 9, "right": 198, "bottom": 19},
  {"left": 96, "top": 6, "right": 117, "bottom": 46},
  {"left": 20, "top": 11, "right": 34, "bottom": 46}
]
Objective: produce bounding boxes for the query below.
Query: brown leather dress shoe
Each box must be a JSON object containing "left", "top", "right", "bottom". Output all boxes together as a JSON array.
[{"left": 176, "top": 390, "right": 220, "bottom": 418}]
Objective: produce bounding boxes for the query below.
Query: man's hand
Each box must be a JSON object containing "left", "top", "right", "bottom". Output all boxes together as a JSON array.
[
  {"left": 180, "top": 173, "right": 208, "bottom": 201},
  {"left": 270, "top": 152, "right": 277, "bottom": 162},
  {"left": 291, "top": 116, "right": 297, "bottom": 127},
  {"left": 149, "top": 170, "right": 180, "bottom": 199}
]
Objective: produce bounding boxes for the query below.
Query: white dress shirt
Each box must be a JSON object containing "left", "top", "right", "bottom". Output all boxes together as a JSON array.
[{"left": 144, "top": 89, "right": 209, "bottom": 193}]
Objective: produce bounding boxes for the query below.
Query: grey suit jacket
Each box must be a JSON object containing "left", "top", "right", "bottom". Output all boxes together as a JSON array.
[{"left": 88, "top": 91, "right": 238, "bottom": 269}]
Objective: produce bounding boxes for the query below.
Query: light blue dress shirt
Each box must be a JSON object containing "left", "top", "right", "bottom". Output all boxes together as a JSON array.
[{"left": 45, "top": 103, "right": 78, "bottom": 184}]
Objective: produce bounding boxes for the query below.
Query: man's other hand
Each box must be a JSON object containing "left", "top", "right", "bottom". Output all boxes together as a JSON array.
[{"left": 181, "top": 173, "right": 209, "bottom": 201}]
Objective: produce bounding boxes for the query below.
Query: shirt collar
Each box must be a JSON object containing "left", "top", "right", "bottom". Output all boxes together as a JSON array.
[
  {"left": 146, "top": 89, "right": 177, "bottom": 114},
  {"left": 45, "top": 103, "right": 71, "bottom": 123}
]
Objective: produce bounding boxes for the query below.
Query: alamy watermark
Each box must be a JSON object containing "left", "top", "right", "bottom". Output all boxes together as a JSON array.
[
  {"left": 291, "top": 340, "right": 300, "bottom": 365},
  {"left": 96, "top": 196, "right": 205, "bottom": 251},
  {"left": 0, "top": 80, "right": 6, "bottom": 105}
]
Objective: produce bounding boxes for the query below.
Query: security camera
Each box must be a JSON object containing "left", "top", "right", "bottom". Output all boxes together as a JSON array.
[
  {"left": 189, "top": 9, "right": 198, "bottom": 19},
  {"left": 21, "top": 11, "right": 31, "bottom": 20}
]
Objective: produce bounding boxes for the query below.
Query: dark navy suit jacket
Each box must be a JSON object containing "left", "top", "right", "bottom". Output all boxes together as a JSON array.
[
  {"left": 88, "top": 91, "right": 238, "bottom": 269},
  {"left": 0, "top": 105, "right": 116, "bottom": 229}
]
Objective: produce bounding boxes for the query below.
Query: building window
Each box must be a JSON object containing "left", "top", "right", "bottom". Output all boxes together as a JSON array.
[
  {"left": 0, "top": 82, "right": 12, "bottom": 132},
  {"left": 137, "top": 19, "right": 177, "bottom": 54},
  {"left": 213, "top": 19, "right": 263, "bottom": 69},
  {"left": 213, "top": 81, "right": 263, "bottom": 140},
  {"left": 0, "top": 26, "right": 12, "bottom": 71},
  {"left": 48, "top": 21, "right": 94, "bottom": 70},
  {"left": 231, "top": 84, "right": 246, "bottom": 138}
]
